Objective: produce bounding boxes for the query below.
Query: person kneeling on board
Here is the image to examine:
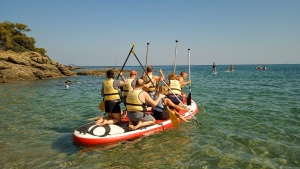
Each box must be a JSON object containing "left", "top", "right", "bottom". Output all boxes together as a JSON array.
[
  {"left": 126, "top": 79, "right": 164, "bottom": 130},
  {"left": 142, "top": 65, "right": 165, "bottom": 99},
  {"left": 95, "top": 70, "right": 125, "bottom": 126},
  {"left": 166, "top": 73, "right": 184, "bottom": 106},
  {"left": 122, "top": 70, "right": 138, "bottom": 107},
  {"left": 152, "top": 86, "right": 189, "bottom": 122}
]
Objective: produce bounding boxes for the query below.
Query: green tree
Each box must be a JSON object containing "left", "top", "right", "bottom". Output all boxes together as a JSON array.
[{"left": 0, "top": 21, "right": 47, "bottom": 56}]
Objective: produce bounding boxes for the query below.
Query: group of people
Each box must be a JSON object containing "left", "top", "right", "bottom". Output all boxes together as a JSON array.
[
  {"left": 256, "top": 65, "right": 268, "bottom": 70},
  {"left": 95, "top": 65, "right": 192, "bottom": 130}
]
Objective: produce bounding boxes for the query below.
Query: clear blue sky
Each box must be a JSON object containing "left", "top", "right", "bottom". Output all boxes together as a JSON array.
[{"left": 1, "top": 0, "right": 299, "bottom": 66}]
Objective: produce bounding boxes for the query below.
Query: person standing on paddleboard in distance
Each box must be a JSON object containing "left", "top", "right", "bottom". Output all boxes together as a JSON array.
[
  {"left": 213, "top": 62, "right": 217, "bottom": 73},
  {"left": 126, "top": 79, "right": 164, "bottom": 130},
  {"left": 95, "top": 69, "right": 125, "bottom": 126},
  {"left": 142, "top": 65, "right": 165, "bottom": 98}
]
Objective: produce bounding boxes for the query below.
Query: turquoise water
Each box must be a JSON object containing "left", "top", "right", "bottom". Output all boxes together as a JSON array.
[{"left": 0, "top": 64, "right": 299, "bottom": 168}]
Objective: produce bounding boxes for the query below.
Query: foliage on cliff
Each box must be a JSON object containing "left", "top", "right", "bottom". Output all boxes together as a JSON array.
[{"left": 0, "top": 21, "right": 47, "bottom": 57}]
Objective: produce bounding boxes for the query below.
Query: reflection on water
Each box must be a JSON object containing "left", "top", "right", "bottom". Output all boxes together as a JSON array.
[{"left": 0, "top": 65, "right": 300, "bottom": 168}]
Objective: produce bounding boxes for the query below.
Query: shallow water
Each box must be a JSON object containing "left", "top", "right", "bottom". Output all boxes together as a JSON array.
[{"left": 0, "top": 64, "right": 299, "bottom": 168}]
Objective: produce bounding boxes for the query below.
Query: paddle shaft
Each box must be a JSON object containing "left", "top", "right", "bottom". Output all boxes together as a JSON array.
[
  {"left": 133, "top": 52, "right": 170, "bottom": 107},
  {"left": 162, "top": 80, "right": 199, "bottom": 124},
  {"left": 188, "top": 49, "right": 191, "bottom": 90},
  {"left": 116, "top": 45, "right": 135, "bottom": 80},
  {"left": 133, "top": 52, "right": 157, "bottom": 89},
  {"left": 173, "top": 40, "right": 178, "bottom": 73},
  {"left": 145, "top": 43, "right": 149, "bottom": 69},
  {"left": 133, "top": 51, "right": 180, "bottom": 127},
  {"left": 187, "top": 49, "right": 192, "bottom": 105}
]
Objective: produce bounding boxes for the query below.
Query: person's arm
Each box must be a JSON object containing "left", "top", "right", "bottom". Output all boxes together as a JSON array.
[
  {"left": 158, "top": 69, "right": 165, "bottom": 82},
  {"left": 144, "top": 92, "right": 163, "bottom": 107},
  {"left": 140, "top": 71, "right": 146, "bottom": 79},
  {"left": 119, "top": 71, "right": 126, "bottom": 83},
  {"left": 178, "top": 77, "right": 191, "bottom": 87},
  {"left": 183, "top": 80, "right": 191, "bottom": 86}
]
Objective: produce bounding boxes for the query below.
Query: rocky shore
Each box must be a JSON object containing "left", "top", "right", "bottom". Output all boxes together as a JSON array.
[{"left": 0, "top": 50, "right": 125, "bottom": 83}]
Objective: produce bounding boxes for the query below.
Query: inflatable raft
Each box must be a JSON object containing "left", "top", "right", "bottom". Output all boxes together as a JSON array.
[{"left": 73, "top": 99, "right": 199, "bottom": 145}]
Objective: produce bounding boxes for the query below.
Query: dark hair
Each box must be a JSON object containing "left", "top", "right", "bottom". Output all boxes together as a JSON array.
[
  {"left": 180, "top": 71, "right": 187, "bottom": 76},
  {"left": 106, "top": 69, "right": 114, "bottom": 78},
  {"left": 146, "top": 65, "right": 153, "bottom": 73}
]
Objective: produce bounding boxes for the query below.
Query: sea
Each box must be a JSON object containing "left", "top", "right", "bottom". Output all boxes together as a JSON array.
[{"left": 0, "top": 64, "right": 299, "bottom": 169}]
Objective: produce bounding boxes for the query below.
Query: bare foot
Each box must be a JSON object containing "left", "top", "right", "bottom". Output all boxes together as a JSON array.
[
  {"left": 121, "top": 110, "right": 127, "bottom": 117},
  {"left": 95, "top": 118, "right": 103, "bottom": 125},
  {"left": 180, "top": 116, "right": 189, "bottom": 122},
  {"left": 133, "top": 121, "right": 142, "bottom": 130},
  {"left": 129, "top": 121, "right": 142, "bottom": 130},
  {"left": 100, "top": 119, "right": 108, "bottom": 126},
  {"left": 128, "top": 121, "right": 135, "bottom": 130},
  {"left": 174, "top": 111, "right": 189, "bottom": 122}
]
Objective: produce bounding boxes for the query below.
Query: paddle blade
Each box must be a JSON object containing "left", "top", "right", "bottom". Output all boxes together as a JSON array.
[
  {"left": 167, "top": 107, "right": 180, "bottom": 128},
  {"left": 187, "top": 92, "right": 191, "bottom": 105},
  {"left": 99, "top": 101, "right": 105, "bottom": 111}
]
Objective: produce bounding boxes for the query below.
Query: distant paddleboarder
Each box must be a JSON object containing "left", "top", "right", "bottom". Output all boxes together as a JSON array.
[
  {"left": 229, "top": 64, "right": 234, "bottom": 72},
  {"left": 212, "top": 62, "right": 217, "bottom": 74}
]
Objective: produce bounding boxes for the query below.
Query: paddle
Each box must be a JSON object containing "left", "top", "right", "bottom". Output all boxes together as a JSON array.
[
  {"left": 161, "top": 80, "right": 200, "bottom": 124},
  {"left": 99, "top": 101, "right": 105, "bottom": 111},
  {"left": 132, "top": 50, "right": 180, "bottom": 128},
  {"left": 166, "top": 107, "right": 180, "bottom": 128},
  {"left": 187, "top": 48, "right": 192, "bottom": 105},
  {"left": 173, "top": 40, "right": 178, "bottom": 73},
  {"left": 99, "top": 44, "right": 136, "bottom": 112},
  {"left": 145, "top": 42, "right": 149, "bottom": 69},
  {"left": 116, "top": 43, "right": 136, "bottom": 80}
]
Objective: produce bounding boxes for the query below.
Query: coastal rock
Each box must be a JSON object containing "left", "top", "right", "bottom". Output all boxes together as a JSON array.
[
  {"left": 76, "top": 68, "right": 129, "bottom": 76},
  {"left": 0, "top": 50, "right": 77, "bottom": 83}
]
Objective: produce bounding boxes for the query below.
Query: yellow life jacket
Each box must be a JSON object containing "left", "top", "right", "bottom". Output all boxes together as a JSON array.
[
  {"left": 103, "top": 78, "right": 121, "bottom": 101},
  {"left": 143, "top": 74, "right": 156, "bottom": 91},
  {"left": 168, "top": 80, "right": 181, "bottom": 95},
  {"left": 123, "top": 78, "right": 135, "bottom": 97},
  {"left": 126, "top": 89, "right": 146, "bottom": 112}
]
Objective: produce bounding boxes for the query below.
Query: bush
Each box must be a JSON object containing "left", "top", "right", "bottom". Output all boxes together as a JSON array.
[{"left": 0, "top": 21, "right": 47, "bottom": 56}]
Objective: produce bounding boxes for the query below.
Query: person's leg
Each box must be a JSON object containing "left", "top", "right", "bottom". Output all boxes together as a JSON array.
[
  {"left": 133, "top": 113, "right": 155, "bottom": 129},
  {"left": 99, "top": 113, "right": 121, "bottom": 125},
  {"left": 165, "top": 98, "right": 189, "bottom": 111},
  {"left": 133, "top": 120, "right": 155, "bottom": 130},
  {"left": 174, "top": 110, "right": 189, "bottom": 122}
]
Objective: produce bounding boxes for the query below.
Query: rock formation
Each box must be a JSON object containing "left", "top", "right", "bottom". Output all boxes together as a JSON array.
[
  {"left": 0, "top": 50, "right": 76, "bottom": 83},
  {"left": 0, "top": 50, "right": 130, "bottom": 83}
]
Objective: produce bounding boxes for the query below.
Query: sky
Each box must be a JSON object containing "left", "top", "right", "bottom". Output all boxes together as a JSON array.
[{"left": 1, "top": 0, "right": 300, "bottom": 66}]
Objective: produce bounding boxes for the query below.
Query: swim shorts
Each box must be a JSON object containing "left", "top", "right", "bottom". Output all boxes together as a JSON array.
[
  {"left": 127, "top": 111, "right": 155, "bottom": 122},
  {"left": 167, "top": 94, "right": 182, "bottom": 105},
  {"left": 105, "top": 100, "right": 121, "bottom": 113},
  {"left": 152, "top": 109, "right": 170, "bottom": 120}
]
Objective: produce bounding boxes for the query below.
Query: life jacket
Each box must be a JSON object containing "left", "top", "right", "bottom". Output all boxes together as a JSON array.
[
  {"left": 103, "top": 78, "right": 121, "bottom": 101},
  {"left": 143, "top": 74, "right": 156, "bottom": 91},
  {"left": 168, "top": 80, "right": 181, "bottom": 95},
  {"left": 126, "top": 89, "right": 147, "bottom": 112},
  {"left": 123, "top": 78, "right": 135, "bottom": 97}
]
